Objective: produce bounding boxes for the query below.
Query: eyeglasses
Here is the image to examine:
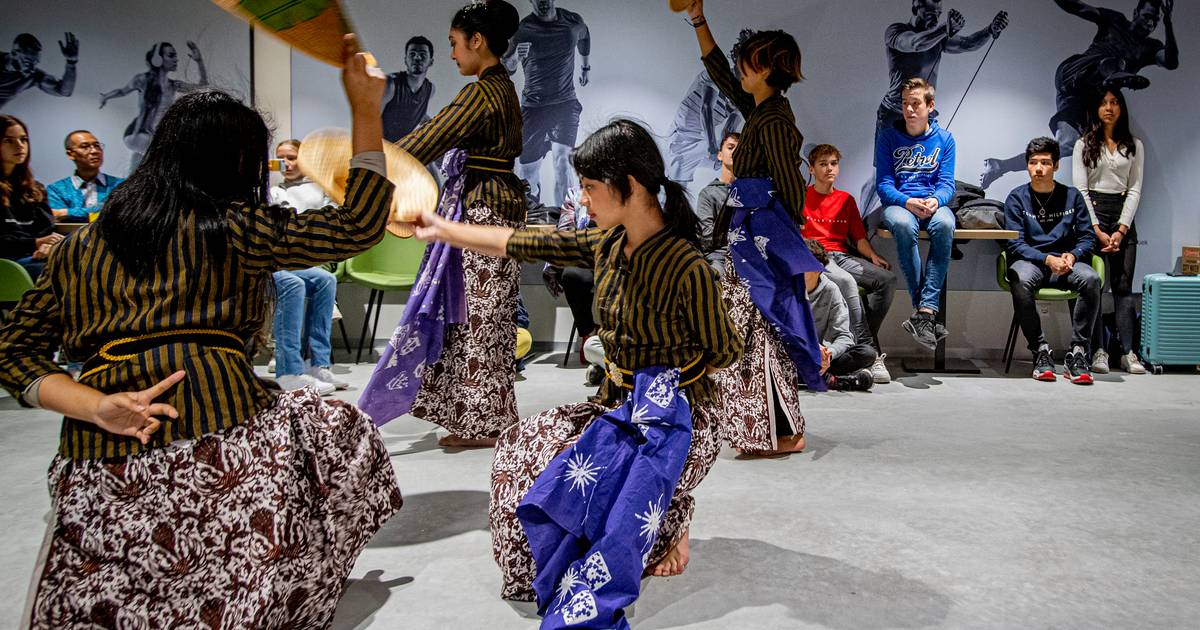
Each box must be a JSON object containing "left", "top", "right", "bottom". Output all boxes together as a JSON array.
[{"left": 74, "top": 142, "right": 105, "bottom": 152}]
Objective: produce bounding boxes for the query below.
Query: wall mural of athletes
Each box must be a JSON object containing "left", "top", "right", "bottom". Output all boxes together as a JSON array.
[{"left": 1, "top": 0, "right": 249, "bottom": 178}]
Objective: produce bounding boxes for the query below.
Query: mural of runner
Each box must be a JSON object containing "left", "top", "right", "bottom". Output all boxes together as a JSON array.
[{"left": 382, "top": 35, "right": 435, "bottom": 144}]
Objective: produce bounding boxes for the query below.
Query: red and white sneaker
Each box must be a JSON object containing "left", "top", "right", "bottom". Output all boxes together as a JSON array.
[
  {"left": 1063, "top": 349, "right": 1094, "bottom": 385},
  {"left": 1032, "top": 348, "right": 1057, "bottom": 382}
]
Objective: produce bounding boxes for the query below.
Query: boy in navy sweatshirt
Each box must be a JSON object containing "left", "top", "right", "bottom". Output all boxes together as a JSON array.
[
  {"left": 876, "top": 77, "right": 956, "bottom": 350},
  {"left": 1004, "top": 136, "right": 1100, "bottom": 384}
]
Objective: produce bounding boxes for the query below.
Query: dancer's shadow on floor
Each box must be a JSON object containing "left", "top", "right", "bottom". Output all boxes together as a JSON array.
[
  {"left": 366, "top": 490, "right": 489, "bottom": 548},
  {"left": 384, "top": 431, "right": 442, "bottom": 457},
  {"left": 635, "top": 537, "right": 951, "bottom": 629},
  {"left": 331, "top": 569, "right": 415, "bottom": 630}
]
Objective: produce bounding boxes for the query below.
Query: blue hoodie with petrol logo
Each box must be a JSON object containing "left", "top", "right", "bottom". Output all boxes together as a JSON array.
[{"left": 875, "top": 118, "right": 956, "bottom": 209}]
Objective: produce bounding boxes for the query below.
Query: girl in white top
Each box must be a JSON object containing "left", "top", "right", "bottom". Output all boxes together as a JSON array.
[
  {"left": 269, "top": 139, "right": 331, "bottom": 211},
  {"left": 1071, "top": 89, "right": 1146, "bottom": 374}
]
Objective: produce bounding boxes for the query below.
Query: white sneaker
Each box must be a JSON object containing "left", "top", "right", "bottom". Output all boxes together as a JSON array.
[
  {"left": 870, "top": 353, "right": 891, "bottom": 384},
  {"left": 1121, "top": 351, "right": 1147, "bottom": 375},
  {"left": 332, "top": 304, "right": 343, "bottom": 321},
  {"left": 276, "top": 373, "right": 336, "bottom": 395},
  {"left": 308, "top": 365, "right": 349, "bottom": 389},
  {"left": 267, "top": 358, "right": 276, "bottom": 374},
  {"left": 1091, "top": 349, "right": 1110, "bottom": 374}
]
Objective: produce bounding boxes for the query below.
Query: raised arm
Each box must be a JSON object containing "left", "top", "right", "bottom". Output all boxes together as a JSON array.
[
  {"left": 36, "top": 33, "right": 78, "bottom": 97},
  {"left": 946, "top": 11, "right": 1008, "bottom": 53},
  {"left": 1054, "top": 0, "right": 1106, "bottom": 23},
  {"left": 172, "top": 41, "right": 208, "bottom": 92},
  {"left": 1157, "top": 0, "right": 1178, "bottom": 70},
  {"left": 886, "top": 21, "right": 950, "bottom": 54}
]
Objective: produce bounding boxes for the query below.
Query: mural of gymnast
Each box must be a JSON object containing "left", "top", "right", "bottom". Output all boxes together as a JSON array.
[
  {"left": 980, "top": 0, "right": 1177, "bottom": 190},
  {"left": 99, "top": 41, "right": 208, "bottom": 170},
  {"left": 0, "top": 32, "right": 78, "bottom": 109}
]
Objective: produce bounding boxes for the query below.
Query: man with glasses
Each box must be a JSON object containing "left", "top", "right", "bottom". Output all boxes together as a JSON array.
[{"left": 46, "top": 130, "right": 124, "bottom": 221}]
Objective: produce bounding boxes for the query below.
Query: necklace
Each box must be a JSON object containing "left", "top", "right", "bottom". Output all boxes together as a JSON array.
[{"left": 1031, "top": 187, "right": 1055, "bottom": 220}]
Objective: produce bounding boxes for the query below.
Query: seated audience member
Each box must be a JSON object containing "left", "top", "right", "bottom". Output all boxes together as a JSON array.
[
  {"left": 271, "top": 138, "right": 331, "bottom": 210},
  {"left": 540, "top": 188, "right": 597, "bottom": 361},
  {"left": 876, "top": 77, "right": 956, "bottom": 351},
  {"left": 1004, "top": 137, "right": 1100, "bottom": 385},
  {"left": 267, "top": 138, "right": 344, "bottom": 394},
  {"left": 1, "top": 115, "right": 59, "bottom": 281},
  {"left": 805, "top": 239, "right": 876, "bottom": 392},
  {"left": 804, "top": 143, "right": 896, "bottom": 384},
  {"left": 46, "top": 130, "right": 123, "bottom": 220},
  {"left": 695, "top": 131, "right": 738, "bottom": 271}
]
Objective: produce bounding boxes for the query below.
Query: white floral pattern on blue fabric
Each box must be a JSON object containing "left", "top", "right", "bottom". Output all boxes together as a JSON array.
[
  {"left": 754, "top": 235, "right": 770, "bottom": 260},
  {"left": 560, "top": 453, "right": 604, "bottom": 496}
]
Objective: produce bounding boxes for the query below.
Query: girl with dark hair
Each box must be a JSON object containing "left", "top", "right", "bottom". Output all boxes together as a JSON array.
[
  {"left": 1072, "top": 89, "right": 1146, "bottom": 375},
  {"left": 685, "top": 0, "right": 827, "bottom": 456},
  {"left": 411, "top": 119, "right": 740, "bottom": 619},
  {"left": 358, "top": 0, "right": 528, "bottom": 448},
  {"left": 100, "top": 40, "right": 208, "bottom": 168},
  {"left": 1, "top": 115, "right": 59, "bottom": 281},
  {"left": 0, "top": 37, "right": 402, "bottom": 627}
]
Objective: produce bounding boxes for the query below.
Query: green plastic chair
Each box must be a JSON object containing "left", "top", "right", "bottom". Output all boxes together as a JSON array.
[
  {"left": 345, "top": 234, "right": 428, "bottom": 362},
  {"left": 997, "top": 250, "right": 1105, "bottom": 373},
  {"left": 0, "top": 259, "right": 34, "bottom": 323}
]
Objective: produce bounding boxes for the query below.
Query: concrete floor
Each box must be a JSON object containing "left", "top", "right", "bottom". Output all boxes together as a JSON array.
[{"left": 1, "top": 353, "right": 1198, "bottom": 629}]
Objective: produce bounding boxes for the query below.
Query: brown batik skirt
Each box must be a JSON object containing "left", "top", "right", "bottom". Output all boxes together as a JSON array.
[
  {"left": 710, "top": 269, "right": 807, "bottom": 454},
  {"left": 23, "top": 388, "right": 403, "bottom": 629},
  {"left": 411, "top": 201, "right": 522, "bottom": 439},
  {"left": 489, "top": 399, "right": 722, "bottom": 601}
]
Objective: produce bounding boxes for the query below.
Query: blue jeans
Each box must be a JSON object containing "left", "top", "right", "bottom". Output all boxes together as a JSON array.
[
  {"left": 273, "top": 267, "right": 337, "bottom": 376},
  {"left": 12, "top": 256, "right": 46, "bottom": 283},
  {"left": 881, "top": 204, "right": 954, "bottom": 313}
]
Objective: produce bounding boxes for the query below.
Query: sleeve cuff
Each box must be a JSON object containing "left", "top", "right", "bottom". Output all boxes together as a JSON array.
[{"left": 350, "top": 151, "right": 387, "bottom": 178}]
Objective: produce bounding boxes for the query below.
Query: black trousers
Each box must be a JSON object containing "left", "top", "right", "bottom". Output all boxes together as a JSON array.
[
  {"left": 1007, "top": 259, "right": 1101, "bottom": 353},
  {"left": 1090, "top": 192, "right": 1138, "bottom": 354},
  {"left": 829, "top": 343, "right": 878, "bottom": 377},
  {"left": 560, "top": 266, "right": 596, "bottom": 337}
]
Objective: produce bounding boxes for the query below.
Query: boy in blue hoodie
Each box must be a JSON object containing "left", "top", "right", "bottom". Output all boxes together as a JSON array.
[
  {"left": 876, "top": 77, "right": 956, "bottom": 350},
  {"left": 1004, "top": 136, "right": 1099, "bottom": 385}
]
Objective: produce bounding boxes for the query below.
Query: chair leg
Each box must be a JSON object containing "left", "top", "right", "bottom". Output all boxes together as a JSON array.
[
  {"left": 1004, "top": 313, "right": 1020, "bottom": 374},
  {"left": 562, "top": 323, "right": 577, "bottom": 367},
  {"left": 1066, "top": 299, "right": 1077, "bottom": 352},
  {"left": 368, "top": 290, "right": 386, "bottom": 360},
  {"left": 356, "top": 289, "right": 377, "bottom": 364},
  {"left": 338, "top": 319, "right": 353, "bottom": 360}
]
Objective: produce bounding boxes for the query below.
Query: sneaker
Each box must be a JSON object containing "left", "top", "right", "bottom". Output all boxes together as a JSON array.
[
  {"left": 1121, "top": 351, "right": 1147, "bottom": 375},
  {"left": 584, "top": 364, "right": 605, "bottom": 387},
  {"left": 308, "top": 365, "right": 349, "bottom": 389},
  {"left": 267, "top": 357, "right": 276, "bottom": 374},
  {"left": 901, "top": 312, "right": 938, "bottom": 350},
  {"left": 1032, "top": 347, "right": 1057, "bottom": 382},
  {"left": 1091, "top": 349, "right": 1110, "bottom": 374},
  {"left": 828, "top": 369, "right": 874, "bottom": 392},
  {"left": 932, "top": 320, "right": 949, "bottom": 343},
  {"left": 276, "top": 373, "right": 336, "bottom": 395},
  {"left": 1063, "top": 349, "right": 1094, "bottom": 385},
  {"left": 870, "top": 353, "right": 891, "bottom": 384}
]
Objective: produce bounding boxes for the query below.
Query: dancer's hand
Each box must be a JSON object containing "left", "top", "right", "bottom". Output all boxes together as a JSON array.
[
  {"left": 686, "top": 0, "right": 704, "bottom": 20},
  {"left": 341, "top": 34, "right": 386, "bottom": 114},
  {"left": 186, "top": 41, "right": 202, "bottom": 62},
  {"left": 60, "top": 33, "right": 79, "bottom": 63},
  {"left": 91, "top": 371, "right": 185, "bottom": 445},
  {"left": 947, "top": 9, "right": 965, "bottom": 37},
  {"left": 412, "top": 210, "right": 449, "bottom": 242},
  {"left": 989, "top": 11, "right": 1009, "bottom": 38},
  {"left": 1163, "top": 0, "right": 1174, "bottom": 21}
]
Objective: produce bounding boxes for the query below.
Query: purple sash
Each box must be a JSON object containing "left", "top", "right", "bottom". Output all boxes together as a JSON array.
[
  {"left": 726, "top": 177, "right": 827, "bottom": 391},
  {"left": 517, "top": 366, "right": 693, "bottom": 630},
  {"left": 358, "top": 150, "right": 469, "bottom": 426}
]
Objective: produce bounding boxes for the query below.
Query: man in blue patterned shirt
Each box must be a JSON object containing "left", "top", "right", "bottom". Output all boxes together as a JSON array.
[{"left": 46, "top": 130, "right": 123, "bottom": 221}]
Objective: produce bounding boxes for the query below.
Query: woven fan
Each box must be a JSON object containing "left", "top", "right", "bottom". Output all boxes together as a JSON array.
[{"left": 213, "top": 0, "right": 353, "bottom": 66}]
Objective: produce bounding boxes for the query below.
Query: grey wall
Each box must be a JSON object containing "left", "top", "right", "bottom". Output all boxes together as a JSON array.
[
  {"left": 0, "top": 0, "right": 251, "bottom": 179},
  {"left": 291, "top": 0, "right": 1198, "bottom": 294}
]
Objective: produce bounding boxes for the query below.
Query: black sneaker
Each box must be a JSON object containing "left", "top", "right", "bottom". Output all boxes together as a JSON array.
[
  {"left": 829, "top": 369, "right": 874, "bottom": 392},
  {"left": 1063, "top": 350, "right": 1094, "bottom": 385},
  {"left": 902, "top": 312, "right": 938, "bottom": 350},
  {"left": 1032, "top": 348, "right": 1056, "bottom": 382}
]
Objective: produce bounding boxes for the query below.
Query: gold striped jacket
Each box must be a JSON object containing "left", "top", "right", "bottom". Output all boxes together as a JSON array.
[{"left": 0, "top": 168, "right": 395, "bottom": 460}]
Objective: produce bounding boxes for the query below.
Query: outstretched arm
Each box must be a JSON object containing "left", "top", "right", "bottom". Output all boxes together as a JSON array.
[
  {"left": 886, "top": 20, "right": 951, "bottom": 54},
  {"left": 99, "top": 75, "right": 142, "bottom": 108},
  {"left": 37, "top": 32, "right": 78, "bottom": 97},
  {"left": 946, "top": 11, "right": 1007, "bottom": 53},
  {"left": 413, "top": 210, "right": 514, "bottom": 258},
  {"left": 1053, "top": 0, "right": 1105, "bottom": 24}
]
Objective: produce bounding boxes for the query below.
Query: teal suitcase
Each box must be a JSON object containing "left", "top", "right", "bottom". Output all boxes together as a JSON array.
[{"left": 1140, "top": 273, "right": 1200, "bottom": 373}]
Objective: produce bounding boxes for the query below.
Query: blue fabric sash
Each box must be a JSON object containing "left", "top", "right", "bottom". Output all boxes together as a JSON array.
[
  {"left": 358, "top": 149, "right": 469, "bottom": 426},
  {"left": 726, "top": 177, "right": 827, "bottom": 391},
  {"left": 517, "top": 366, "right": 693, "bottom": 629}
]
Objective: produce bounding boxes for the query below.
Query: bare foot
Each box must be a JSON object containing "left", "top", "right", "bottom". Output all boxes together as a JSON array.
[
  {"left": 437, "top": 434, "right": 497, "bottom": 448},
  {"left": 775, "top": 433, "right": 805, "bottom": 453},
  {"left": 647, "top": 530, "right": 689, "bottom": 577}
]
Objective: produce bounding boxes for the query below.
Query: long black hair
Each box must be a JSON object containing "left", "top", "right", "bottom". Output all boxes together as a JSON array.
[
  {"left": 451, "top": 0, "right": 520, "bottom": 57},
  {"left": 99, "top": 90, "right": 272, "bottom": 277},
  {"left": 1081, "top": 89, "right": 1137, "bottom": 171},
  {"left": 571, "top": 119, "right": 699, "bottom": 247}
]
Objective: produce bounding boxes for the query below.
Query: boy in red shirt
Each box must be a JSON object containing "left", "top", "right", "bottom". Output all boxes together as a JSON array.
[{"left": 803, "top": 144, "right": 897, "bottom": 384}]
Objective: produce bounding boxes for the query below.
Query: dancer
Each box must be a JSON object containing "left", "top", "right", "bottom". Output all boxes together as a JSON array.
[
  {"left": 413, "top": 119, "right": 739, "bottom": 616},
  {"left": 100, "top": 41, "right": 208, "bottom": 168},
  {"left": 503, "top": 0, "right": 591, "bottom": 207},
  {"left": 358, "top": 0, "right": 526, "bottom": 448},
  {"left": 686, "top": 0, "right": 827, "bottom": 456},
  {"left": 0, "top": 37, "right": 402, "bottom": 628},
  {"left": 0, "top": 33, "right": 78, "bottom": 108},
  {"left": 980, "top": 0, "right": 1176, "bottom": 190},
  {"left": 1072, "top": 89, "right": 1146, "bottom": 375}
]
